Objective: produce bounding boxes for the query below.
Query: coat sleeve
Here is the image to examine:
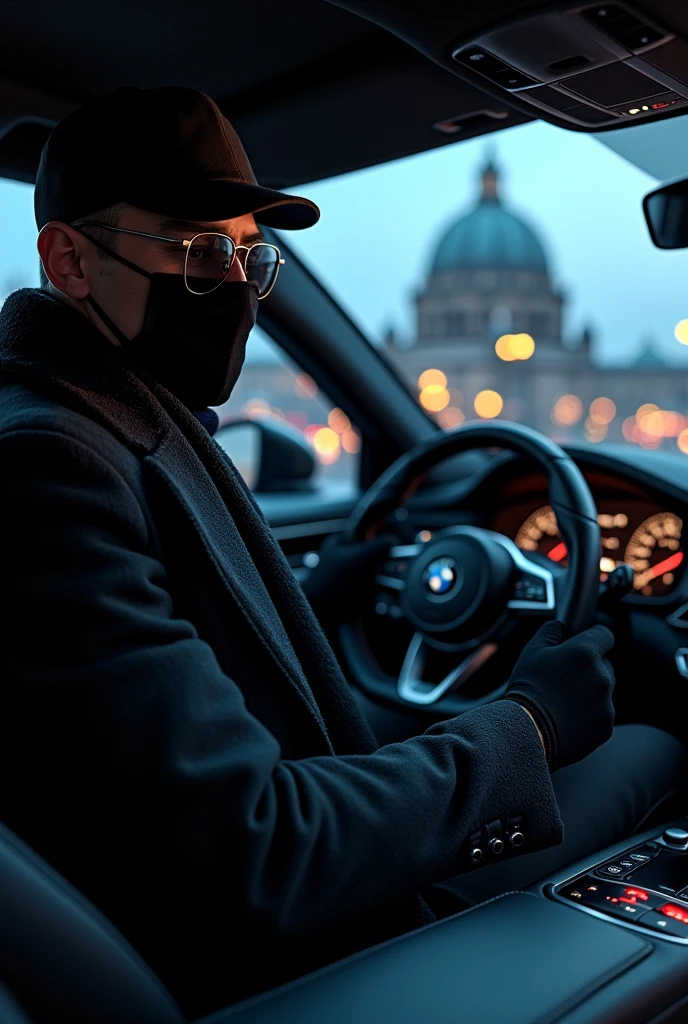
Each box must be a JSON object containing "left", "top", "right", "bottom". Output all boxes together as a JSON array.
[{"left": 0, "top": 427, "right": 563, "bottom": 938}]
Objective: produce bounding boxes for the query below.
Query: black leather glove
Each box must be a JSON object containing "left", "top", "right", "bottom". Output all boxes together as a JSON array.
[
  {"left": 300, "top": 533, "right": 394, "bottom": 619},
  {"left": 503, "top": 620, "right": 615, "bottom": 773}
]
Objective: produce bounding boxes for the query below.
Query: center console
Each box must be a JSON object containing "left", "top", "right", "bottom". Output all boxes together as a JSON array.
[
  {"left": 213, "top": 821, "right": 688, "bottom": 1024},
  {"left": 552, "top": 827, "right": 688, "bottom": 941}
]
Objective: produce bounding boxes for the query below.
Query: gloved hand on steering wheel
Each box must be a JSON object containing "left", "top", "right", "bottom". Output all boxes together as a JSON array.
[
  {"left": 504, "top": 620, "right": 615, "bottom": 773},
  {"left": 300, "top": 533, "right": 395, "bottom": 620}
]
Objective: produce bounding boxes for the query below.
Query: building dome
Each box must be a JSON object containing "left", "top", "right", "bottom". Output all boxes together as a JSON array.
[{"left": 431, "top": 160, "right": 549, "bottom": 275}]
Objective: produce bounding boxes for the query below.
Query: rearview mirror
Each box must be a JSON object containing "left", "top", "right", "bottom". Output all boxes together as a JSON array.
[
  {"left": 215, "top": 417, "right": 316, "bottom": 493},
  {"left": 643, "top": 176, "right": 688, "bottom": 249}
]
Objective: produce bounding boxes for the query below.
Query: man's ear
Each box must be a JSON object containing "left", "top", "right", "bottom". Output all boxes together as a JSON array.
[{"left": 37, "top": 221, "right": 92, "bottom": 300}]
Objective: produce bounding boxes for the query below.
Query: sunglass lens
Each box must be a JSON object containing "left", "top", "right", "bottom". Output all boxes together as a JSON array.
[{"left": 185, "top": 233, "right": 235, "bottom": 294}]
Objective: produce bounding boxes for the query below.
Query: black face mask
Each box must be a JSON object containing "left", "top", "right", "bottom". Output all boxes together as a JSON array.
[{"left": 80, "top": 234, "right": 259, "bottom": 410}]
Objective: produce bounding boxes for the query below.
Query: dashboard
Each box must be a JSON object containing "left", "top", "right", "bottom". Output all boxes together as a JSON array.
[{"left": 492, "top": 500, "right": 684, "bottom": 598}]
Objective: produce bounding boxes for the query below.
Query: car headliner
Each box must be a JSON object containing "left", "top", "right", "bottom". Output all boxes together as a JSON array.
[{"left": 0, "top": 0, "right": 686, "bottom": 189}]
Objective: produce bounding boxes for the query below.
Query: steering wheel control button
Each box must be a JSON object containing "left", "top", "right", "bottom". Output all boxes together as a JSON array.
[
  {"left": 470, "top": 847, "right": 483, "bottom": 865},
  {"left": 513, "top": 574, "right": 547, "bottom": 603},
  {"left": 489, "top": 837, "right": 505, "bottom": 855},
  {"left": 662, "top": 828, "right": 688, "bottom": 847},
  {"left": 508, "top": 831, "right": 525, "bottom": 848}
]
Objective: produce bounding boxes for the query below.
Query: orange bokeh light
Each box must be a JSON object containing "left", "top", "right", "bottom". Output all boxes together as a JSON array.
[
  {"left": 551, "top": 394, "right": 583, "bottom": 427},
  {"left": 589, "top": 397, "right": 616, "bottom": 425},
  {"left": 420, "top": 384, "right": 450, "bottom": 412},
  {"left": 474, "top": 390, "right": 504, "bottom": 419}
]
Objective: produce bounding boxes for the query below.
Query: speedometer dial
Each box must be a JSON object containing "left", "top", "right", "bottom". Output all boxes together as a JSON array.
[
  {"left": 624, "top": 513, "right": 684, "bottom": 595},
  {"left": 514, "top": 505, "right": 566, "bottom": 562}
]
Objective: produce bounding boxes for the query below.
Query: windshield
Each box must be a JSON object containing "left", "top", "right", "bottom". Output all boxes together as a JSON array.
[
  {"left": 286, "top": 116, "right": 688, "bottom": 453},
  {"left": 4, "top": 115, "right": 688, "bottom": 457}
]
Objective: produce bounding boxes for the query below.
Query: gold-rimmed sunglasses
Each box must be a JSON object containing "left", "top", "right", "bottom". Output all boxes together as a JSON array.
[{"left": 76, "top": 222, "right": 285, "bottom": 298}]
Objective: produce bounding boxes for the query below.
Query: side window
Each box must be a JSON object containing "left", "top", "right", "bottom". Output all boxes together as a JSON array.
[{"left": 216, "top": 325, "right": 361, "bottom": 496}]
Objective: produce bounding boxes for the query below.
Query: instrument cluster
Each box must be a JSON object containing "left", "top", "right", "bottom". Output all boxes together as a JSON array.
[{"left": 510, "top": 503, "right": 684, "bottom": 597}]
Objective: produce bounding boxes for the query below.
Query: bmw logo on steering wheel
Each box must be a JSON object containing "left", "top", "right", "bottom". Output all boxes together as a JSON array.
[{"left": 424, "top": 557, "right": 461, "bottom": 597}]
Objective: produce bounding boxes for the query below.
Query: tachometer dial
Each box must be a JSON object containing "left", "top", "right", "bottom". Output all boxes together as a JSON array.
[
  {"left": 624, "top": 513, "right": 684, "bottom": 595},
  {"left": 514, "top": 505, "right": 567, "bottom": 563}
]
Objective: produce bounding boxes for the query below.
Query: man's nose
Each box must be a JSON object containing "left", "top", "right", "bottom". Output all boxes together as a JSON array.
[{"left": 228, "top": 252, "right": 247, "bottom": 283}]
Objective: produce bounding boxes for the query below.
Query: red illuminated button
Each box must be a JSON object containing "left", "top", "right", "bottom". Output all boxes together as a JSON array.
[
  {"left": 603, "top": 898, "right": 645, "bottom": 920},
  {"left": 660, "top": 903, "right": 688, "bottom": 924}
]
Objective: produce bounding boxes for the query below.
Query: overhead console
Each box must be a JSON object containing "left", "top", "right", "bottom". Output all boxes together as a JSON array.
[{"left": 452, "top": 3, "right": 688, "bottom": 129}]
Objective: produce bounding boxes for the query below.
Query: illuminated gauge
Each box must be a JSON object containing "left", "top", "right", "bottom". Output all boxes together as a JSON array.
[
  {"left": 624, "top": 513, "right": 684, "bottom": 596},
  {"left": 514, "top": 505, "right": 567, "bottom": 563}
]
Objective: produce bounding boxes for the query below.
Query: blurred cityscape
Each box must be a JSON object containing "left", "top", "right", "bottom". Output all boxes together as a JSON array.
[
  {"left": 384, "top": 157, "right": 688, "bottom": 452},
  {"left": 222, "top": 154, "right": 688, "bottom": 480}
]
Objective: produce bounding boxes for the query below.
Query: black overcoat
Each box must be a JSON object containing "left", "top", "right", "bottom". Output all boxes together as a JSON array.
[{"left": 0, "top": 289, "right": 562, "bottom": 1018}]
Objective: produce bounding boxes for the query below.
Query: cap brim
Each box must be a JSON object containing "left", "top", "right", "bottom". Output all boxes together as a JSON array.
[{"left": 136, "top": 179, "right": 320, "bottom": 230}]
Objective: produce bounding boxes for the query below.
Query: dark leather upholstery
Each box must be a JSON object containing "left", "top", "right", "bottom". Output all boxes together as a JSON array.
[
  {"left": 0, "top": 824, "right": 184, "bottom": 1024},
  {"left": 209, "top": 893, "right": 651, "bottom": 1024}
]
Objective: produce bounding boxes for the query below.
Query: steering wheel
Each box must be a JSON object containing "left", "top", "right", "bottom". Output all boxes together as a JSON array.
[{"left": 339, "top": 421, "right": 600, "bottom": 710}]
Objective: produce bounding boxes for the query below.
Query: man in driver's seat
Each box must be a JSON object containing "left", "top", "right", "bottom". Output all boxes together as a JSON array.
[{"left": 0, "top": 87, "right": 684, "bottom": 1019}]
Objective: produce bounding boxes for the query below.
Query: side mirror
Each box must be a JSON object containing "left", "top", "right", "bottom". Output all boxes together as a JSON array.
[
  {"left": 215, "top": 417, "right": 316, "bottom": 493},
  {"left": 643, "top": 176, "right": 688, "bottom": 249}
]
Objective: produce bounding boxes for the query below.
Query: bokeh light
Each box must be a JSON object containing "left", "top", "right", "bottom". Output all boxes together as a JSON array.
[
  {"left": 675, "top": 319, "right": 688, "bottom": 345},
  {"left": 551, "top": 394, "right": 583, "bottom": 427},
  {"left": 437, "top": 405, "right": 465, "bottom": 429},
  {"left": 510, "top": 333, "right": 536, "bottom": 360},
  {"left": 589, "top": 397, "right": 616, "bottom": 425},
  {"left": 584, "top": 416, "right": 607, "bottom": 443},
  {"left": 341, "top": 428, "right": 361, "bottom": 454},
  {"left": 242, "top": 398, "right": 272, "bottom": 419},
  {"left": 474, "top": 389, "right": 504, "bottom": 418},
  {"left": 418, "top": 368, "right": 447, "bottom": 389},
  {"left": 636, "top": 402, "right": 659, "bottom": 423},
  {"left": 311, "top": 426, "right": 341, "bottom": 464},
  {"left": 495, "top": 335, "right": 515, "bottom": 361},
  {"left": 328, "top": 407, "right": 351, "bottom": 433},
  {"left": 420, "top": 384, "right": 450, "bottom": 412},
  {"left": 678, "top": 429, "right": 688, "bottom": 454},
  {"left": 495, "top": 333, "right": 535, "bottom": 361}
]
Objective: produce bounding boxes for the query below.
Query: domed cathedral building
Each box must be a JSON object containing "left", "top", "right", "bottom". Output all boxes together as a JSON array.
[{"left": 386, "top": 158, "right": 688, "bottom": 447}]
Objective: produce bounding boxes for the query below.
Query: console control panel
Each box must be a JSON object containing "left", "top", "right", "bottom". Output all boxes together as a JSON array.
[{"left": 552, "top": 830, "right": 688, "bottom": 942}]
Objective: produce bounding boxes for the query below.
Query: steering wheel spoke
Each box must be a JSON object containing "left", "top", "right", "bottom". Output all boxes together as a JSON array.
[
  {"left": 373, "top": 543, "right": 423, "bottom": 593},
  {"left": 398, "top": 632, "right": 498, "bottom": 705},
  {"left": 493, "top": 535, "right": 557, "bottom": 616}
]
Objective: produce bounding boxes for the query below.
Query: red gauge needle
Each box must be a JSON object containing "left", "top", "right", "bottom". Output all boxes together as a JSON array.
[
  {"left": 548, "top": 541, "right": 567, "bottom": 563},
  {"left": 646, "top": 551, "right": 684, "bottom": 580}
]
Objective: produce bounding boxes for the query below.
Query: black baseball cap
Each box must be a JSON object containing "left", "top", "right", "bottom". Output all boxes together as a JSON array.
[{"left": 34, "top": 86, "right": 320, "bottom": 231}]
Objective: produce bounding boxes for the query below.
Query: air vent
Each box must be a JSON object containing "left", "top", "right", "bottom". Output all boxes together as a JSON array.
[
  {"left": 453, "top": 47, "right": 538, "bottom": 89},
  {"left": 582, "top": 4, "right": 666, "bottom": 51}
]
